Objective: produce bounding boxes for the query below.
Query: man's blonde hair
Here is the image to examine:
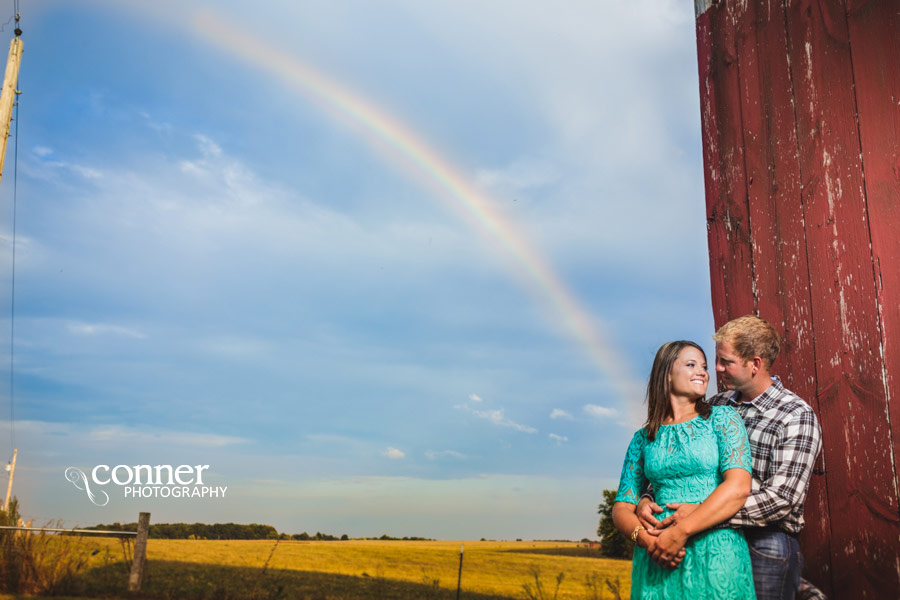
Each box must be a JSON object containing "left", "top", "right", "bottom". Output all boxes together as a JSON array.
[{"left": 713, "top": 315, "right": 780, "bottom": 368}]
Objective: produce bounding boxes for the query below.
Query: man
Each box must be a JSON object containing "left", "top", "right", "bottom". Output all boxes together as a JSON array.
[{"left": 637, "top": 315, "right": 823, "bottom": 600}]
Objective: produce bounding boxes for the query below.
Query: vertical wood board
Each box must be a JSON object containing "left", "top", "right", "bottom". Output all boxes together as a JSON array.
[
  {"left": 734, "top": 0, "right": 817, "bottom": 397},
  {"left": 784, "top": 0, "right": 898, "bottom": 595},
  {"left": 844, "top": 0, "right": 900, "bottom": 505},
  {"left": 697, "top": 2, "right": 756, "bottom": 327}
]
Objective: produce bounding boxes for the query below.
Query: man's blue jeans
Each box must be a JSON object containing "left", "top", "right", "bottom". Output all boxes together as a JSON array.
[{"left": 745, "top": 529, "right": 802, "bottom": 600}]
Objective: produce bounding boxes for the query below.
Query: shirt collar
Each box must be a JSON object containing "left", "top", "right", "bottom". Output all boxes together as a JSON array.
[{"left": 730, "top": 375, "right": 783, "bottom": 409}]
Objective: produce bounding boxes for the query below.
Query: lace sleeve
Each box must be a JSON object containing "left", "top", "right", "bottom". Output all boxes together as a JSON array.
[
  {"left": 614, "top": 429, "right": 647, "bottom": 504},
  {"left": 713, "top": 406, "right": 753, "bottom": 474}
]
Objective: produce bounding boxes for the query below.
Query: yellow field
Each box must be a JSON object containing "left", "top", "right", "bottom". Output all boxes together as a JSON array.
[{"left": 7, "top": 538, "right": 632, "bottom": 599}]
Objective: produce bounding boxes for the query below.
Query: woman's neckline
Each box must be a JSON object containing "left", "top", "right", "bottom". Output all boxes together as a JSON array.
[{"left": 659, "top": 413, "right": 702, "bottom": 427}]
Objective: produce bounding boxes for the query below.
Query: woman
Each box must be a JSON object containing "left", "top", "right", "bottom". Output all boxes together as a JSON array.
[{"left": 612, "top": 341, "right": 755, "bottom": 599}]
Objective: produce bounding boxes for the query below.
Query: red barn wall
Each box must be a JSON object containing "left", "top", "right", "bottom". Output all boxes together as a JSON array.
[{"left": 695, "top": 0, "right": 900, "bottom": 596}]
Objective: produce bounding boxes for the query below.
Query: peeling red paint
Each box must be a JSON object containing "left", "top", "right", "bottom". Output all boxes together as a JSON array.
[{"left": 695, "top": 0, "right": 900, "bottom": 597}]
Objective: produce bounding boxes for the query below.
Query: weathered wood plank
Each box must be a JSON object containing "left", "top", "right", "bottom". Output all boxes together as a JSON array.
[
  {"left": 734, "top": 0, "right": 817, "bottom": 401},
  {"left": 784, "top": 0, "right": 900, "bottom": 596},
  {"left": 729, "top": 0, "right": 833, "bottom": 591},
  {"left": 845, "top": 0, "right": 900, "bottom": 542},
  {"left": 697, "top": 1, "right": 756, "bottom": 328}
]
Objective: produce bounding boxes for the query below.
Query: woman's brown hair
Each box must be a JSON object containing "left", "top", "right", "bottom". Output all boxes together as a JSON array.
[{"left": 644, "top": 340, "right": 711, "bottom": 441}]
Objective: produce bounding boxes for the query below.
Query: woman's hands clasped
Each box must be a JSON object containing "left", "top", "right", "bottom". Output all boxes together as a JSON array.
[{"left": 635, "top": 497, "right": 699, "bottom": 569}]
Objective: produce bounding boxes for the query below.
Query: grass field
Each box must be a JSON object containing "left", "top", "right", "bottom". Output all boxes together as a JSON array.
[{"left": 3, "top": 538, "right": 632, "bottom": 599}]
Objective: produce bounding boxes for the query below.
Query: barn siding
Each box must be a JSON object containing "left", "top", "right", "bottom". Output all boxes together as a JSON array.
[
  {"left": 695, "top": 0, "right": 900, "bottom": 596},
  {"left": 845, "top": 0, "right": 900, "bottom": 545}
]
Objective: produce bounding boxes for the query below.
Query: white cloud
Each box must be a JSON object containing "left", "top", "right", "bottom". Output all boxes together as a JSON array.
[
  {"left": 33, "top": 146, "right": 53, "bottom": 157},
  {"left": 425, "top": 450, "right": 466, "bottom": 460},
  {"left": 88, "top": 425, "right": 245, "bottom": 447},
  {"left": 457, "top": 394, "right": 537, "bottom": 434},
  {"left": 382, "top": 447, "right": 405, "bottom": 460},
  {"left": 475, "top": 158, "right": 560, "bottom": 196},
  {"left": 179, "top": 159, "right": 206, "bottom": 176},
  {"left": 11, "top": 420, "right": 247, "bottom": 449},
  {"left": 194, "top": 133, "right": 223, "bottom": 157},
  {"left": 67, "top": 322, "right": 147, "bottom": 339},
  {"left": 550, "top": 408, "right": 572, "bottom": 420},
  {"left": 549, "top": 433, "right": 568, "bottom": 445},
  {"left": 584, "top": 404, "right": 617, "bottom": 419},
  {"left": 42, "top": 160, "right": 104, "bottom": 180},
  {"left": 468, "top": 407, "right": 536, "bottom": 434},
  {"left": 173, "top": 133, "right": 271, "bottom": 209},
  {"left": 139, "top": 111, "right": 173, "bottom": 134}
]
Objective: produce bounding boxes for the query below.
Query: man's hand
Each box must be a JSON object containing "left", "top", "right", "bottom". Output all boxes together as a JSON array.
[
  {"left": 636, "top": 497, "right": 664, "bottom": 531},
  {"left": 657, "top": 502, "right": 699, "bottom": 529},
  {"left": 648, "top": 524, "right": 689, "bottom": 568},
  {"left": 644, "top": 534, "right": 686, "bottom": 569}
]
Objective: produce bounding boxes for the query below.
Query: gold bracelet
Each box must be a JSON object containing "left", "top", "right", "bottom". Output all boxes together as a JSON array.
[{"left": 630, "top": 525, "right": 644, "bottom": 542}]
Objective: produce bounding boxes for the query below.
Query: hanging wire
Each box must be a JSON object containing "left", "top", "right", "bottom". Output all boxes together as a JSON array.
[
  {"left": 5, "top": 7, "right": 21, "bottom": 457},
  {"left": 0, "top": 0, "right": 18, "bottom": 35},
  {"left": 8, "top": 62, "right": 19, "bottom": 455}
]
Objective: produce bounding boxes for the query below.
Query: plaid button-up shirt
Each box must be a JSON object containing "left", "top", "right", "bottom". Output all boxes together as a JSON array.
[{"left": 708, "top": 376, "right": 822, "bottom": 533}]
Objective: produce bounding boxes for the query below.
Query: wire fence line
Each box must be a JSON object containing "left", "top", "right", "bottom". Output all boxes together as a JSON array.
[{"left": 0, "top": 525, "right": 137, "bottom": 536}]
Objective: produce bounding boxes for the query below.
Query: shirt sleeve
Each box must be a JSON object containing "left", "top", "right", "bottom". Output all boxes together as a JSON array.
[
  {"left": 730, "top": 406, "right": 822, "bottom": 526},
  {"left": 713, "top": 406, "right": 753, "bottom": 474},
  {"left": 615, "top": 429, "right": 647, "bottom": 505}
]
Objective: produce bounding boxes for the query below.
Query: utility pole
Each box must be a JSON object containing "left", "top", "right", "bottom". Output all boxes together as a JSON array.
[
  {"left": 4, "top": 448, "right": 16, "bottom": 511},
  {"left": 1, "top": 25, "right": 22, "bottom": 513},
  {"left": 0, "top": 32, "right": 22, "bottom": 186}
]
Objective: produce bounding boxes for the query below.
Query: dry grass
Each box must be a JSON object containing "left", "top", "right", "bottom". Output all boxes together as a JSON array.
[
  {"left": 0, "top": 499, "right": 115, "bottom": 596},
  {"left": 26, "top": 538, "right": 630, "bottom": 599}
]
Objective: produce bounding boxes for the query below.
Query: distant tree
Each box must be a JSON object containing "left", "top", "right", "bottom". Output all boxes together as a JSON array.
[
  {"left": 89, "top": 521, "right": 278, "bottom": 540},
  {"left": 597, "top": 489, "right": 633, "bottom": 559},
  {"left": 340, "top": 534, "right": 349, "bottom": 541}
]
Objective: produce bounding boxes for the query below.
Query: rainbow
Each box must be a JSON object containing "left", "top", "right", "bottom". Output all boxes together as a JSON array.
[{"left": 191, "top": 12, "right": 642, "bottom": 405}]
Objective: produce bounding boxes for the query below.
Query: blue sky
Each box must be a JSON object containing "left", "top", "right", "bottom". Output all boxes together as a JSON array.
[{"left": 0, "top": 0, "right": 714, "bottom": 540}]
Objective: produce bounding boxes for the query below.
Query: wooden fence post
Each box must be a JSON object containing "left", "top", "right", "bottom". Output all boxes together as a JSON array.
[
  {"left": 128, "top": 512, "right": 150, "bottom": 592},
  {"left": 456, "top": 543, "right": 463, "bottom": 600}
]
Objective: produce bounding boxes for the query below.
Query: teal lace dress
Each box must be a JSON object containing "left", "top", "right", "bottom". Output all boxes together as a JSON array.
[{"left": 615, "top": 405, "right": 756, "bottom": 599}]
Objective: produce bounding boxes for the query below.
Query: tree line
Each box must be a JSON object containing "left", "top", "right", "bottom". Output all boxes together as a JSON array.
[
  {"left": 88, "top": 522, "right": 283, "bottom": 540},
  {"left": 87, "top": 522, "right": 435, "bottom": 541},
  {"left": 88, "top": 497, "right": 627, "bottom": 550}
]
